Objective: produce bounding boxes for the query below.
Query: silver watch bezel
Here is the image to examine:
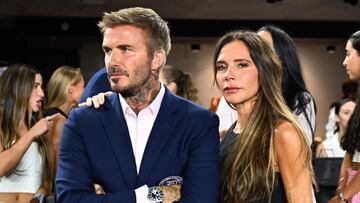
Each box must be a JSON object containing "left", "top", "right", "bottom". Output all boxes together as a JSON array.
[{"left": 148, "top": 186, "right": 163, "bottom": 203}]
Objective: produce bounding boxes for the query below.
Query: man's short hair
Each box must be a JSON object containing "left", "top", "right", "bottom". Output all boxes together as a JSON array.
[{"left": 98, "top": 7, "right": 171, "bottom": 56}]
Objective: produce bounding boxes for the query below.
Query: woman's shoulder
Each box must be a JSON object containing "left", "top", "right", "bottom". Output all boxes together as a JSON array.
[{"left": 274, "top": 120, "right": 303, "bottom": 146}]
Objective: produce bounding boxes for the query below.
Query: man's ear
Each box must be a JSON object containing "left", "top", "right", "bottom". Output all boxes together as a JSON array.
[{"left": 151, "top": 49, "right": 166, "bottom": 71}]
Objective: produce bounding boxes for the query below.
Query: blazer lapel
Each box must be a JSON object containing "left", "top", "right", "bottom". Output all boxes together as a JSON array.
[
  {"left": 137, "top": 89, "right": 179, "bottom": 186},
  {"left": 100, "top": 94, "right": 137, "bottom": 188}
]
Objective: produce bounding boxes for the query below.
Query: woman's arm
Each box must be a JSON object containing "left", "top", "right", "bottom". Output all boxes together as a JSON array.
[
  {"left": 274, "top": 121, "right": 313, "bottom": 203},
  {"left": 315, "top": 143, "right": 327, "bottom": 157},
  {"left": 0, "top": 114, "right": 58, "bottom": 176},
  {"left": 328, "top": 152, "right": 352, "bottom": 202}
]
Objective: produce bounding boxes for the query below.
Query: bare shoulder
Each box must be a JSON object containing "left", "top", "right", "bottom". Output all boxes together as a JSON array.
[{"left": 274, "top": 120, "right": 302, "bottom": 147}]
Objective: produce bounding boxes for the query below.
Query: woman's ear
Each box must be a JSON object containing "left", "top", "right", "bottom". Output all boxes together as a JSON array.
[
  {"left": 68, "top": 86, "right": 73, "bottom": 94},
  {"left": 151, "top": 50, "right": 166, "bottom": 72}
]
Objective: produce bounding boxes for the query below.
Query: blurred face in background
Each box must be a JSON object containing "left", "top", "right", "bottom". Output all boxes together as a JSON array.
[
  {"left": 257, "top": 30, "right": 274, "bottom": 48},
  {"left": 69, "top": 75, "right": 85, "bottom": 104},
  {"left": 29, "top": 74, "right": 45, "bottom": 112},
  {"left": 343, "top": 40, "right": 360, "bottom": 80},
  {"left": 337, "top": 100, "right": 356, "bottom": 131}
]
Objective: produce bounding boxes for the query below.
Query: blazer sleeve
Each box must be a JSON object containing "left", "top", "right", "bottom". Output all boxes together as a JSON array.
[
  {"left": 55, "top": 111, "right": 136, "bottom": 203},
  {"left": 178, "top": 113, "right": 220, "bottom": 203}
]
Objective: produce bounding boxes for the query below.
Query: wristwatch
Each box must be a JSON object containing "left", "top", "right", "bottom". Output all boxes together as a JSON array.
[
  {"left": 148, "top": 186, "right": 163, "bottom": 203},
  {"left": 339, "top": 191, "right": 346, "bottom": 202}
]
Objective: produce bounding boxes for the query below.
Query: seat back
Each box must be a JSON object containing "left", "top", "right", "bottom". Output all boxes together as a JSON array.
[{"left": 312, "top": 157, "right": 343, "bottom": 186}]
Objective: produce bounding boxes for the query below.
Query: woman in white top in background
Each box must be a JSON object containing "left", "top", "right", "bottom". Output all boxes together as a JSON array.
[
  {"left": 0, "top": 64, "right": 58, "bottom": 203},
  {"left": 329, "top": 30, "right": 360, "bottom": 203},
  {"left": 316, "top": 98, "right": 356, "bottom": 157}
]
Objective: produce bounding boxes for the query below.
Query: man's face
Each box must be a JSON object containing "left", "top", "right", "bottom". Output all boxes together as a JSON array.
[{"left": 102, "top": 25, "right": 153, "bottom": 97}]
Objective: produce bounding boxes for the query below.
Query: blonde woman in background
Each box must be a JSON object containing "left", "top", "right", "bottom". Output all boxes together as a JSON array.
[
  {"left": 0, "top": 64, "right": 57, "bottom": 203},
  {"left": 44, "top": 66, "right": 84, "bottom": 176}
]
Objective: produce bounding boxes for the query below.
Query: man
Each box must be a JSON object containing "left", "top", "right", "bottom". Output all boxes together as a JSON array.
[{"left": 56, "top": 7, "right": 220, "bottom": 203}]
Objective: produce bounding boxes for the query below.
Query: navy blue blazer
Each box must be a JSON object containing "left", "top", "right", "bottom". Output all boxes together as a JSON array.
[
  {"left": 80, "top": 68, "right": 110, "bottom": 103},
  {"left": 56, "top": 87, "right": 220, "bottom": 202}
]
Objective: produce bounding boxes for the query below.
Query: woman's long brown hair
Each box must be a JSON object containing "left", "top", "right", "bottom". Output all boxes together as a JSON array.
[
  {"left": 0, "top": 64, "right": 52, "bottom": 193},
  {"left": 214, "top": 31, "right": 313, "bottom": 202}
]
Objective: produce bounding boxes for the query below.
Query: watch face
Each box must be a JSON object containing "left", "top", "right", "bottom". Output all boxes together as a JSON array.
[{"left": 148, "top": 186, "right": 163, "bottom": 202}]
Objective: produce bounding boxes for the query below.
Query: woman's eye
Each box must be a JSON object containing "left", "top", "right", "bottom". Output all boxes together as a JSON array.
[
  {"left": 237, "top": 63, "right": 249, "bottom": 68},
  {"left": 216, "top": 64, "right": 227, "bottom": 71}
]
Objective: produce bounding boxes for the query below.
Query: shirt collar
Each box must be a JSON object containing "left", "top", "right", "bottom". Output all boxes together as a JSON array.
[{"left": 119, "top": 83, "right": 165, "bottom": 116}]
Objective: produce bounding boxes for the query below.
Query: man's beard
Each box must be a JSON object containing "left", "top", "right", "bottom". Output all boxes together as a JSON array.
[{"left": 109, "top": 64, "right": 152, "bottom": 98}]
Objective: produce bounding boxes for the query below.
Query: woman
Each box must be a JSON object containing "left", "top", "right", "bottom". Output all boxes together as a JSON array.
[
  {"left": 44, "top": 65, "right": 84, "bottom": 175},
  {"left": 316, "top": 98, "right": 356, "bottom": 157},
  {"left": 0, "top": 64, "right": 57, "bottom": 203},
  {"left": 329, "top": 30, "right": 360, "bottom": 203},
  {"left": 159, "top": 65, "right": 198, "bottom": 102},
  {"left": 217, "top": 25, "right": 316, "bottom": 144},
  {"left": 216, "top": 30, "right": 315, "bottom": 202},
  {"left": 257, "top": 25, "right": 316, "bottom": 145}
]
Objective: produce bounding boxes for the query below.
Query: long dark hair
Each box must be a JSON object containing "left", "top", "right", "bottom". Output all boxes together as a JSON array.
[
  {"left": 214, "top": 30, "right": 313, "bottom": 202},
  {"left": 258, "top": 25, "right": 316, "bottom": 114},
  {"left": 341, "top": 31, "right": 360, "bottom": 154},
  {"left": 0, "top": 64, "right": 52, "bottom": 192}
]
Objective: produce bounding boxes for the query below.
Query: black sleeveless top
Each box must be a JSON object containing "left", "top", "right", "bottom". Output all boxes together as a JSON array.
[
  {"left": 44, "top": 107, "right": 68, "bottom": 119},
  {"left": 220, "top": 122, "right": 287, "bottom": 203}
]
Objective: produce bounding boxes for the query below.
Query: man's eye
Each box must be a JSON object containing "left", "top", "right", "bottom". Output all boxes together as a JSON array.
[{"left": 103, "top": 48, "right": 111, "bottom": 54}]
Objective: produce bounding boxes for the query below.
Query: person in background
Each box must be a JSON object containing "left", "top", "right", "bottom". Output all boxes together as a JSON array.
[
  {"left": 324, "top": 79, "right": 358, "bottom": 140},
  {"left": 316, "top": 98, "right": 356, "bottom": 157},
  {"left": 258, "top": 25, "right": 316, "bottom": 145},
  {"left": 216, "top": 25, "right": 316, "bottom": 145},
  {"left": 216, "top": 96, "right": 238, "bottom": 139},
  {"left": 44, "top": 65, "right": 84, "bottom": 176},
  {"left": 216, "top": 30, "right": 315, "bottom": 202},
  {"left": 0, "top": 64, "right": 58, "bottom": 203},
  {"left": 329, "top": 30, "right": 360, "bottom": 203},
  {"left": 159, "top": 65, "right": 198, "bottom": 102},
  {"left": 79, "top": 67, "right": 109, "bottom": 103},
  {"left": 56, "top": 7, "right": 219, "bottom": 203},
  {"left": 209, "top": 96, "right": 221, "bottom": 113}
]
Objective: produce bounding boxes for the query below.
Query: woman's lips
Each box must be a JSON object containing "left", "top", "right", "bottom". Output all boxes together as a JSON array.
[{"left": 223, "top": 87, "right": 241, "bottom": 94}]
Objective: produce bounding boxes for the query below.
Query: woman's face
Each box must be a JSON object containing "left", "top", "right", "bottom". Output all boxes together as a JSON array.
[
  {"left": 337, "top": 100, "right": 356, "bottom": 131},
  {"left": 215, "top": 40, "right": 259, "bottom": 105},
  {"left": 69, "top": 75, "right": 85, "bottom": 104},
  {"left": 343, "top": 40, "right": 360, "bottom": 80},
  {"left": 29, "top": 74, "right": 45, "bottom": 112}
]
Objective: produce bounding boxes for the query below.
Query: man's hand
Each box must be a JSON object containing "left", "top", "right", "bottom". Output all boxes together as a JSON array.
[
  {"left": 78, "top": 91, "right": 113, "bottom": 108},
  {"left": 159, "top": 184, "right": 181, "bottom": 203}
]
